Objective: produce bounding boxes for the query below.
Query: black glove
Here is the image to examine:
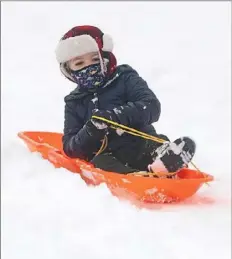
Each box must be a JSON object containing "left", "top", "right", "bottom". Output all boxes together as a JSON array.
[
  {"left": 91, "top": 109, "right": 119, "bottom": 127},
  {"left": 85, "top": 119, "right": 108, "bottom": 139}
]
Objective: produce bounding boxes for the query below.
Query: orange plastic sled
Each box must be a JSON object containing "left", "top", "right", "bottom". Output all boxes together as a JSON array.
[{"left": 18, "top": 131, "right": 214, "bottom": 204}]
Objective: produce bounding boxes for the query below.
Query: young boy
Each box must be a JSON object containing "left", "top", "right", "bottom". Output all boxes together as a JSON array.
[{"left": 55, "top": 25, "right": 195, "bottom": 175}]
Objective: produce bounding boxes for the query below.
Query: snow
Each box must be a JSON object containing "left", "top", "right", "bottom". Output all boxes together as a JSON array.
[{"left": 2, "top": 2, "right": 231, "bottom": 259}]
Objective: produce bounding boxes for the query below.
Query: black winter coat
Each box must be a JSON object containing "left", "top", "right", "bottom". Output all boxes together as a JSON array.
[{"left": 62, "top": 65, "right": 162, "bottom": 166}]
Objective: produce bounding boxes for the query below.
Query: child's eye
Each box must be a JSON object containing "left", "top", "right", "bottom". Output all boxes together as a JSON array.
[
  {"left": 75, "top": 61, "right": 83, "bottom": 66},
  {"left": 92, "top": 57, "right": 100, "bottom": 62}
]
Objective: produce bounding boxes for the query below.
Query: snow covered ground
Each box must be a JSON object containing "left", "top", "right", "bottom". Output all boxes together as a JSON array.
[{"left": 2, "top": 2, "right": 231, "bottom": 259}]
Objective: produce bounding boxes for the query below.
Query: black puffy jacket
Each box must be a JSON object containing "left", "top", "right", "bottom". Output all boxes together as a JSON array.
[{"left": 62, "top": 65, "right": 162, "bottom": 163}]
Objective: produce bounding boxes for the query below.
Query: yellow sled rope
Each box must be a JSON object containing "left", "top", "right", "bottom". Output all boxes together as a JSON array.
[{"left": 92, "top": 115, "right": 201, "bottom": 172}]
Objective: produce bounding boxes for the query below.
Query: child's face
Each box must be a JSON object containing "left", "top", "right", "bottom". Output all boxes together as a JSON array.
[{"left": 67, "top": 52, "right": 100, "bottom": 71}]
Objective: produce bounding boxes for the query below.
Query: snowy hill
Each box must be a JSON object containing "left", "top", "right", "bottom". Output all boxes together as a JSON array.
[{"left": 2, "top": 2, "right": 231, "bottom": 259}]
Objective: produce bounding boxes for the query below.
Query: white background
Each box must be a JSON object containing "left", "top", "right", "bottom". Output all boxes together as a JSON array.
[{"left": 2, "top": 2, "right": 231, "bottom": 259}]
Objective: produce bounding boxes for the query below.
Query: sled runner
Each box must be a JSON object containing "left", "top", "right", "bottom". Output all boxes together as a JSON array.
[{"left": 18, "top": 130, "right": 213, "bottom": 204}]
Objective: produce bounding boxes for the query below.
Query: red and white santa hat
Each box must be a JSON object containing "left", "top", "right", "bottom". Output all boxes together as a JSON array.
[{"left": 55, "top": 25, "right": 117, "bottom": 82}]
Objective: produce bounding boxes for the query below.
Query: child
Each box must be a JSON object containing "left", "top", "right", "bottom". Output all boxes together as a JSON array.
[{"left": 55, "top": 25, "right": 195, "bottom": 175}]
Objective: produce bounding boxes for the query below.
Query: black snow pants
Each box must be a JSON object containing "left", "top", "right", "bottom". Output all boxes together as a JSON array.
[{"left": 91, "top": 134, "right": 169, "bottom": 174}]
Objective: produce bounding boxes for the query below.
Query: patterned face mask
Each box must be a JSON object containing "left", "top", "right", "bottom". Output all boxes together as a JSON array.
[{"left": 70, "top": 63, "right": 106, "bottom": 90}]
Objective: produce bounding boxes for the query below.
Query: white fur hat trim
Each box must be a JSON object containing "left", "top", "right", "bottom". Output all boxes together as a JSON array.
[{"left": 55, "top": 34, "right": 113, "bottom": 63}]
